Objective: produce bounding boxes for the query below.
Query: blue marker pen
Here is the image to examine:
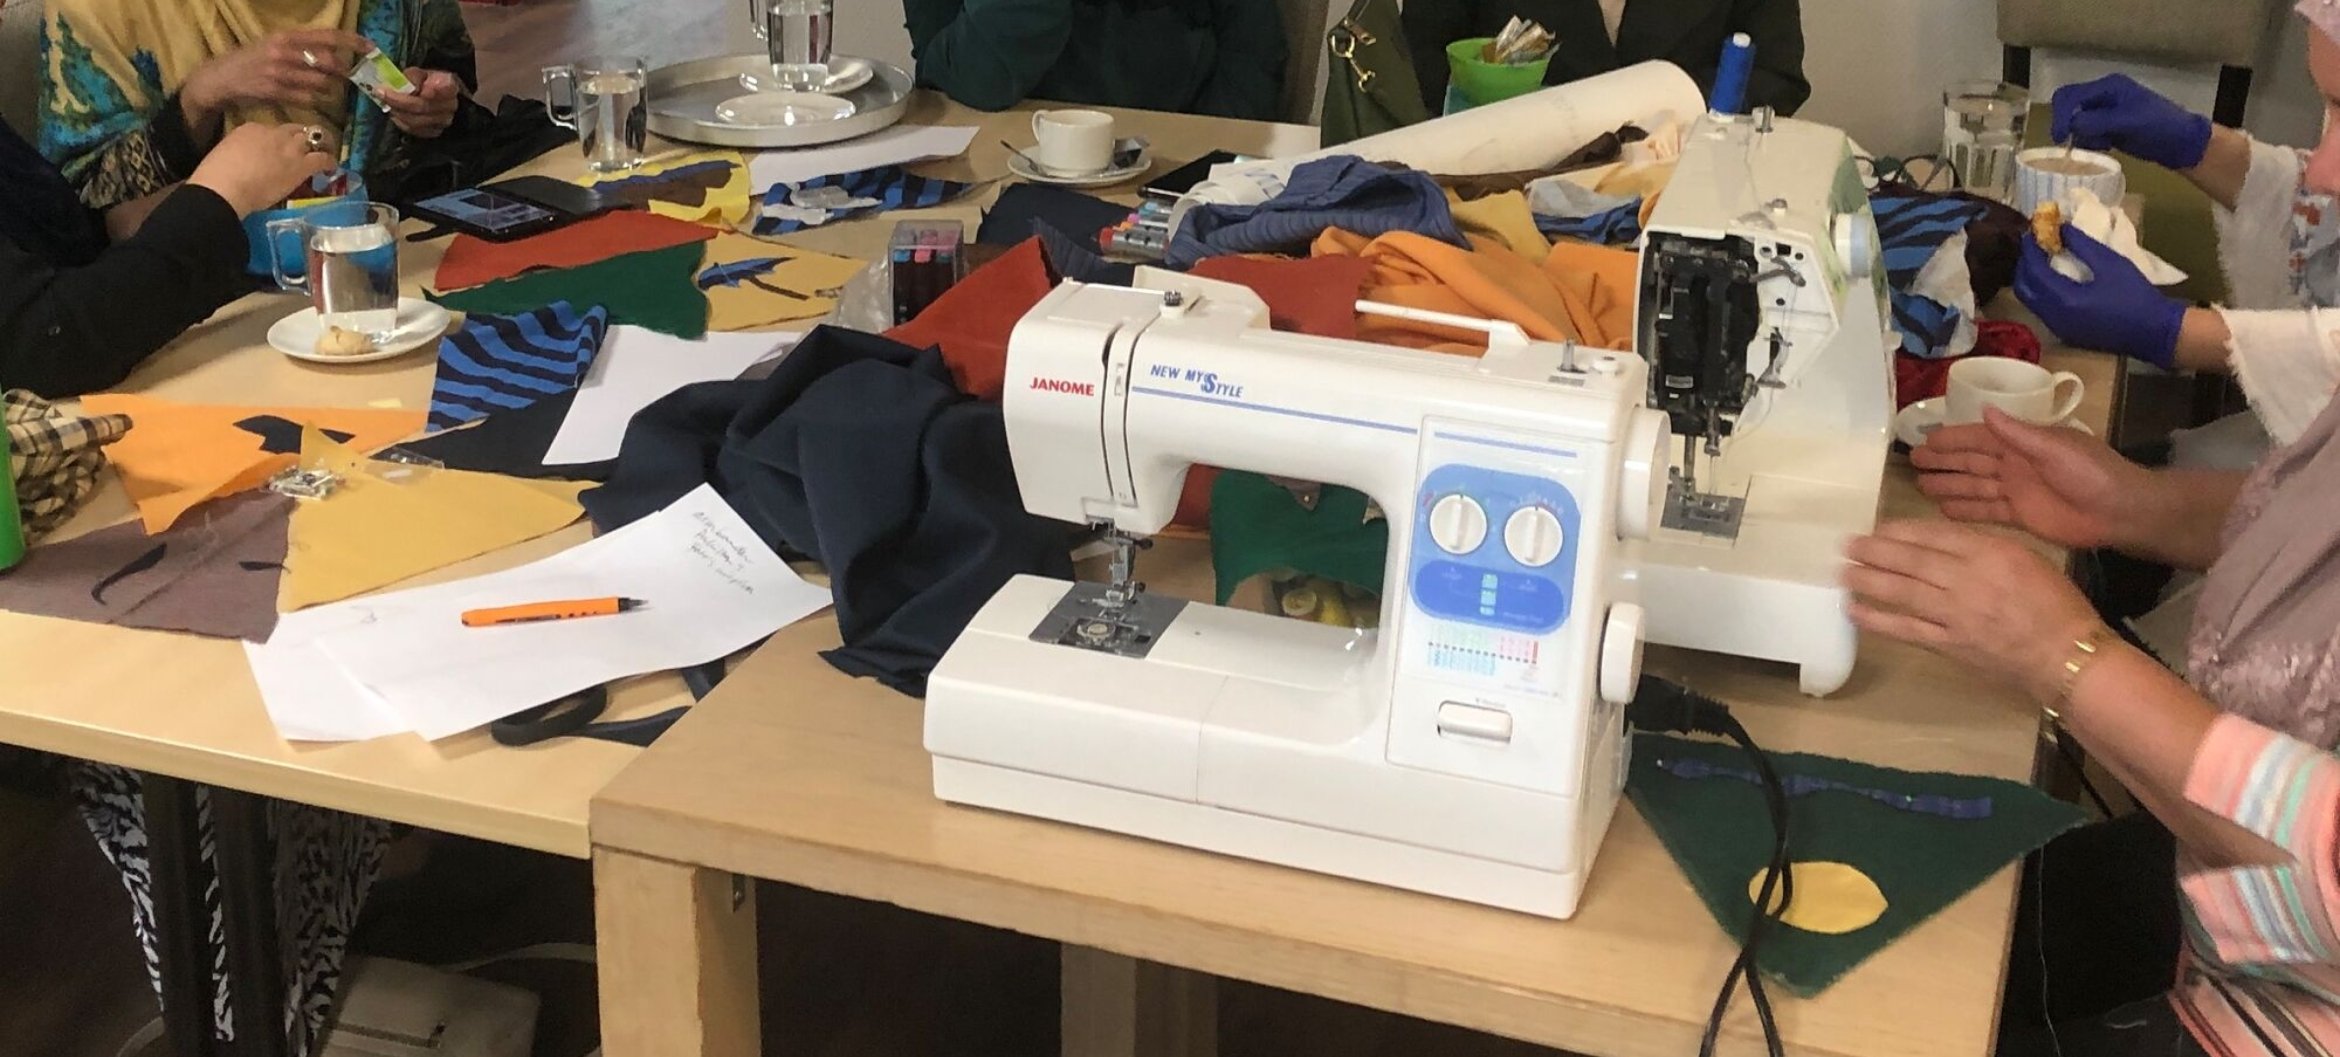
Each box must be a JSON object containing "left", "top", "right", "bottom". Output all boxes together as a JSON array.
[{"left": 1710, "top": 32, "right": 1755, "bottom": 116}]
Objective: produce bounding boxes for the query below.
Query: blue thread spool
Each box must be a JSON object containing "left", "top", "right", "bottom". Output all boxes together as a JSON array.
[{"left": 1710, "top": 32, "right": 1755, "bottom": 116}]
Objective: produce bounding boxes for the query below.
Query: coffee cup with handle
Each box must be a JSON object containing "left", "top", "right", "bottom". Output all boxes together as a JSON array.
[
  {"left": 1946, "top": 358, "right": 2085, "bottom": 426},
  {"left": 1030, "top": 109, "right": 1115, "bottom": 174}
]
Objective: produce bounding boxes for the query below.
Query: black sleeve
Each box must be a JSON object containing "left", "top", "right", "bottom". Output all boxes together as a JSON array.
[
  {"left": 149, "top": 93, "right": 209, "bottom": 178},
  {"left": 0, "top": 186, "right": 251, "bottom": 399},
  {"left": 1402, "top": 0, "right": 1475, "bottom": 115}
]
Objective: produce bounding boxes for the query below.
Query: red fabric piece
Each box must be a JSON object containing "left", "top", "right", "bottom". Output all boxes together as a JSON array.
[
  {"left": 1894, "top": 319, "right": 2043, "bottom": 410},
  {"left": 886, "top": 238, "right": 1053, "bottom": 403},
  {"left": 433, "top": 210, "right": 718, "bottom": 292},
  {"left": 1189, "top": 255, "right": 1375, "bottom": 340}
]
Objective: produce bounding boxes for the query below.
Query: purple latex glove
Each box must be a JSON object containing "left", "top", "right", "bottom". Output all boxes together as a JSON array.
[
  {"left": 2013, "top": 225, "right": 2186, "bottom": 369},
  {"left": 2049, "top": 74, "right": 2212, "bottom": 171}
]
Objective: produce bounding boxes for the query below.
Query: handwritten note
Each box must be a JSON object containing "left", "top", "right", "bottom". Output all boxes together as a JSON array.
[{"left": 251, "top": 486, "right": 830, "bottom": 742}]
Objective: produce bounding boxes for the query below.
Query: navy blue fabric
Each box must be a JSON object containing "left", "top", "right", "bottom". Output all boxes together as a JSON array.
[
  {"left": 427, "top": 301, "right": 611, "bottom": 431},
  {"left": 1871, "top": 188, "right": 1992, "bottom": 360},
  {"left": 581, "top": 326, "right": 1074, "bottom": 696},
  {"left": 1535, "top": 198, "right": 1643, "bottom": 246},
  {"left": 978, "top": 183, "right": 1129, "bottom": 246},
  {"left": 1165, "top": 156, "right": 1466, "bottom": 268},
  {"left": 754, "top": 165, "right": 973, "bottom": 237}
]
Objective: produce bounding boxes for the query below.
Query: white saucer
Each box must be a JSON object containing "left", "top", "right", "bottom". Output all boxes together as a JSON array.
[
  {"left": 733, "top": 56, "right": 874, "bottom": 97},
  {"left": 715, "top": 91, "right": 857, "bottom": 127},
  {"left": 269, "top": 299, "right": 451, "bottom": 365},
  {"left": 1007, "top": 146, "right": 1153, "bottom": 188},
  {"left": 1894, "top": 396, "right": 2093, "bottom": 448}
]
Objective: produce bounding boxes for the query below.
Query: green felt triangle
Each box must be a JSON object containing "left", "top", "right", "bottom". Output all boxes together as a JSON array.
[
  {"left": 1208, "top": 470, "right": 1388, "bottom": 605},
  {"left": 1627, "top": 732, "right": 2084, "bottom": 995},
  {"left": 431, "top": 243, "right": 710, "bottom": 339}
]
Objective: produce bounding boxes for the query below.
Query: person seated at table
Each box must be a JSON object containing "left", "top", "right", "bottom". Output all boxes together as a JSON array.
[
  {"left": 35, "top": 0, "right": 471, "bottom": 215},
  {"left": 2016, "top": 62, "right": 2340, "bottom": 449},
  {"left": 904, "top": 0, "right": 1287, "bottom": 120},
  {"left": 1403, "top": 0, "right": 1808, "bottom": 117},
  {"left": 2, "top": 116, "right": 333, "bottom": 397}
]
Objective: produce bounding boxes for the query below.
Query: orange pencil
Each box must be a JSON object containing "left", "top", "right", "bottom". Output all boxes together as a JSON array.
[{"left": 460, "top": 596, "right": 647, "bottom": 628}]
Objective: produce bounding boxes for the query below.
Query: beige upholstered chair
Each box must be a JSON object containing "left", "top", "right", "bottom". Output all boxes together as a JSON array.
[
  {"left": 1997, "top": 0, "right": 2286, "bottom": 126},
  {"left": 1, "top": 0, "right": 43, "bottom": 135}
]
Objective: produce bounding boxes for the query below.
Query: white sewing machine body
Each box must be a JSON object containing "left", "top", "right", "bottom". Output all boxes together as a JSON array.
[
  {"left": 1628, "top": 112, "right": 1895, "bottom": 695},
  {"left": 925, "top": 279, "right": 1668, "bottom": 918}
]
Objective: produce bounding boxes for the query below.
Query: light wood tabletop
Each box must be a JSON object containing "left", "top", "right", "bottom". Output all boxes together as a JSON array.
[
  {"left": 589, "top": 219, "right": 2124, "bottom": 1057},
  {"left": 0, "top": 93, "right": 1315, "bottom": 858}
]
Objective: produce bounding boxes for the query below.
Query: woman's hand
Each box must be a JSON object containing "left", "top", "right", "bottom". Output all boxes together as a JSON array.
[
  {"left": 1911, "top": 407, "right": 2156, "bottom": 551},
  {"left": 375, "top": 69, "right": 462, "bottom": 138},
  {"left": 2051, "top": 73, "right": 2213, "bottom": 171},
  {"left": 2012, "top": 226, "right": 2186, "bottom": 368},
  {"left": 180, "top": 30, "right": 373, "bottom": 134},
  {"left": 186, "top": 122, "right": 336, "bottom": 217},
  {"left": 1843, "top": 520, "right": 2105, "bottom": 702}
]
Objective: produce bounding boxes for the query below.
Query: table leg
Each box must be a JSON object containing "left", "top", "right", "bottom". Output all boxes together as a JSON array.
[
  {"left": 594, "top": 848, "right": 761, "bottom": 1057},
  {"left": 143, "top": 774, "right": 220, "bottom": 1057},
  {"left": 1060, "top": 946, "right": 1217, "bottom": 1057},
  {"left": 210, "top": 787, "right": 289, "bottom": 1057}
]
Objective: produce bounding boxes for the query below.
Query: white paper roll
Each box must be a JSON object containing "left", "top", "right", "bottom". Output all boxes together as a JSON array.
[{"left": 1181, "top": 61, "right": 1706, "bottom": 214}]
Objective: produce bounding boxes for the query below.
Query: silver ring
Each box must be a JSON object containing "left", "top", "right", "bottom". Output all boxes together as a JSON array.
[
  {"left": 301, "top": 49, "right": 320, "bottom": 68},
  {"left": 303, "top": 125, "right": 327, "bottom": 150}
]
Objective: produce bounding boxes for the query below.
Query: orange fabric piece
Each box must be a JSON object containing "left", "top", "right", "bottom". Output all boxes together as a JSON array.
[
  {"left": 78, "top": 395, "right": 426, "bottom": 534},
  {"left": 1312, "top": 228, "right": 1638, "bottom": 354},
  {"left": 885, "top": 238, "right": 1053, "bottom": 403},
  {"left": 433, "top": 210, "right": 719, "bottom": 292}
]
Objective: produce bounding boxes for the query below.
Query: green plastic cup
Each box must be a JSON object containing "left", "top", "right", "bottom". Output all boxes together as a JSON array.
[
  {"left": 0, "top": 427, "right": 24, "bottom": 571},
  {"left": 1446, "top": 38, "right": 1552, "bottom": 110}
]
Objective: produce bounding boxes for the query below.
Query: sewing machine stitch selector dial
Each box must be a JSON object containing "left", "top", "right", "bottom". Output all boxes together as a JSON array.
[
  {"left": 1427, "top": 494, "right": 1489, "bottom": 555},
  {"left": 1502, "top": 506, "right": 1566, "bottom": 567}
]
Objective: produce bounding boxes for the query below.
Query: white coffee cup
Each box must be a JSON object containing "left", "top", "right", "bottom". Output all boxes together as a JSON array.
[
  {"left": 2012, "top": 146, "right": 2126, "bottom": 218},
  {"left": 1030, "top": 109, "right": 1114, "bottom": 174},
  {"left": 1946, "top": 358, "right": 2085, "bottom": 426}
]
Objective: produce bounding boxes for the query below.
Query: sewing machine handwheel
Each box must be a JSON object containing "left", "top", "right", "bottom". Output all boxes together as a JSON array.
[{"left": 1601, "top": 603, "right": 1646, "bottom": 706}]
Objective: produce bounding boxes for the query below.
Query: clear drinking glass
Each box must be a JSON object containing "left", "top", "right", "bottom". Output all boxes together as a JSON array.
[
  {"left": 267, "top": 201, "right": 400, "bottom": 337},
  {"left": 1941, "top": 81, "right": 2029, "bottom": 201},
  {"left": 748, "top": 0, "right": 833, "bottom": 90},
  {"left": 544, "top": 56, "right": 649, "bottom": 173}
]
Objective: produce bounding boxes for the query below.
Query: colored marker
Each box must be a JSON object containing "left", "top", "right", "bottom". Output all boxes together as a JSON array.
[{"left": 460, "top": 597, "right": 647, "bottom": 628}]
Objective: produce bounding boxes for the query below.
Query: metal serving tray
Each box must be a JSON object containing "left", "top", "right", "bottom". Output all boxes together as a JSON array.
[{"left": 645, "top": 54, "right": 913, "bottom": 149}]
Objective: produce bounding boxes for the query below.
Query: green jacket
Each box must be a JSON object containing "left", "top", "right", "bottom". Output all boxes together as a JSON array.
[{"left": 905, "top": 0, "right": 1286, "bottom": 121}]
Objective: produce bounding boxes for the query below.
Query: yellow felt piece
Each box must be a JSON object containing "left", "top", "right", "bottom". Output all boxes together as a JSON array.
[
  {"left": 280, "top": 427, "right": 589, "bottom": 609},
  {"left": 582, "top": 150, "right": 752, "bottom": 226},
  {"left": 697, "top": 232, "right": 867, "bottom": 331},
  {"left": 1748, "top": 861, "right": 1889, "bottom": 935}
]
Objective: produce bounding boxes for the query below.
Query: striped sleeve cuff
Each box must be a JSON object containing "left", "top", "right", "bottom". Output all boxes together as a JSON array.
[{"left": 2181, "top": 714, "right": 2340, "bottom": 967}]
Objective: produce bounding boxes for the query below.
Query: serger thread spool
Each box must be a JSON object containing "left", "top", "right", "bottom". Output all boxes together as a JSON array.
[{"left": 1709, "top": 32, "right": 1755, "bottom": 116}]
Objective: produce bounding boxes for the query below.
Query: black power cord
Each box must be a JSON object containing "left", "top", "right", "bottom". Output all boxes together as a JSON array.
[{"left": 1626, "top": 675, "right": 1794, "bottom": 1057}]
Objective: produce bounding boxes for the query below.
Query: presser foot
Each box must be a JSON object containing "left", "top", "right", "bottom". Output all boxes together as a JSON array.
[
  {"left": 1028, "top": 581, "right": 1188, "bottom": 660},
  {"left": 1661, "top": 482, "right": 1747, "bottom": 538}
]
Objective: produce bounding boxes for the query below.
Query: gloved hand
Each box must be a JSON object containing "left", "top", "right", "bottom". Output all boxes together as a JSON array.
[
  {"left": 2013, "top": 226, "right": 2186, "bottom": 368},
  {"left": 2050, "top": 74, "right": 2213, "bottom": 171}
]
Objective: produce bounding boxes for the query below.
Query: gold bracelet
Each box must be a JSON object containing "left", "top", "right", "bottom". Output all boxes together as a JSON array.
[{"left": 2043, "top": 626, "right": 2119, "bottom": 724}]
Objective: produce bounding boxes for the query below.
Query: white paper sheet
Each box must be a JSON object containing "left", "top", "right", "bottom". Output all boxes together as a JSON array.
[
  {"left": 542, "top": 326, "right": 799, "bottom": 466},
  {"left": 247, "top": 606, "right": 414, "bottom": 742},
  {"left": 307, "top": 485, "right": 829, "bottom": 741},
  {"left": 747, "top": 125, "right": 980, "bottom": 190}
]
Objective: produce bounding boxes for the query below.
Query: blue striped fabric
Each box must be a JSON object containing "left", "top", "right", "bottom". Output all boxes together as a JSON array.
[
  {"left": 428, "top": 301, "right": 611, "bottom": 432},
  {"left": 1165, "top": 156, "right": 1467, "bottom": 269},
  {"left": 1535, "top": 198, "right": 1643, "bottom": 246},
  {"left": 1872, "top": 189, "right": 1990, "bottom": 360},
  {"left": 753, "top": 166, "right": 971, "bottom": 237}
]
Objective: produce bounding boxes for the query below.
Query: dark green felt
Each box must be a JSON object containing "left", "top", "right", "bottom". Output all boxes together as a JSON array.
[
  {"left": 1208, "top": 470, "right": 1388, "bottom": 605},
  {"left": 1627, "top": 732, "right": 2085, "bottom": 996},
  {"left": 431, "top": 243, "right": 709, "bottom": 339}
]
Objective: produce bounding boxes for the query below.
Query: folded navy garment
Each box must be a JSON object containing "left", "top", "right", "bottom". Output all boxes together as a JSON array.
[{"left": 1165, "top": 155, "right": 1468, "bottom": 268}]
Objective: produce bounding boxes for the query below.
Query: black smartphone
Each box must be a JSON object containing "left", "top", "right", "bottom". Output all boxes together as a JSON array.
[
  {"left": 408, "top": 186, "right": 575, "bottom": 242},
  {"left": 485, "top": 175, "right": 623, "bottom": 219},
  {"left": 1145, "top": 150, "right": 1242, "bottom": 199}
]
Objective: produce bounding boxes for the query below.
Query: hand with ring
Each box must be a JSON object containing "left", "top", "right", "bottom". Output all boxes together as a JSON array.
[
  {"left": 180, "top": 29, "right": 372, "bottom": 135},
  {"left": 187, "top": 122, "right": 338, "bottom": 218}
]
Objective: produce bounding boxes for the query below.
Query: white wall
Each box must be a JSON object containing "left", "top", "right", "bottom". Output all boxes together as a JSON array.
[
  {"left": 1798, "top": 0, "right": 2004, "bottom": 158},
  {"left": 833, "top": 0, "right": 915, "bottom": 73}
]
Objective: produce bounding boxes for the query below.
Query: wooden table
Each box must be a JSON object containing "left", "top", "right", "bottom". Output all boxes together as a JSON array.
[{"left": 588, "top": 163, "right": 2127, "bottom": 1057}]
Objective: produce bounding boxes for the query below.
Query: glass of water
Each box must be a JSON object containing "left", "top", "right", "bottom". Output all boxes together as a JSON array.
[
  {"left": 1942, "top": 80, "right": 2029, "bottom": 201},
  {"left": 544, "top": 56, "right": 649, "bottom": 173},
  {"left": 748, "top": 0, "right": 833, "bottom": 90},
  {"left": 267, "top": 201, "right": 401, "bottom": 337}
]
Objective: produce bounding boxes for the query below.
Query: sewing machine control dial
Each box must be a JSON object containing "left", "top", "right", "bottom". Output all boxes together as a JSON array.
[
  {"left": 1427, "top": 494, "right": 1489, "bottom": 555},
  {"left": 1502, "top": 507, "right": 1566, "bottom": 567}
]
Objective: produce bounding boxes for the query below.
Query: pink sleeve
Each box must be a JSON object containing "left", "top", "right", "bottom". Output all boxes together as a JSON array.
[{"left": 2179, "top": 714, "right": 2340, "bottom": 968}]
